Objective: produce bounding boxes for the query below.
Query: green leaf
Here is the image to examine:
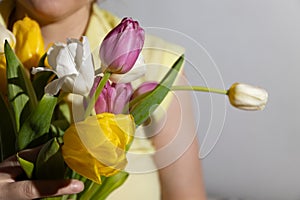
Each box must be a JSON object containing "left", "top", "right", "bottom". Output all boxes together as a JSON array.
[
  {"left": 16, "top": 152, "right": 34, "bottom": 179},
  {"left": 130, "top": 55, "right": 184, "bottom": 126},
  {"left": 80, "top": 172, "right": 129, "bottom": 200},
  {"left": 49, "top": 103, "right": 71, "bottom": 138},
  {"left": 5, "top": 41, "right": 38, "bottom": 132},
  {"left": 35, "top": 138, "right": 65, "bottom": 179},
  {"left": 18, "top": 94, "right": 57, "bottom": 150},
  {"left": 50, "top": 119, "right": 70, "bottom": 137},
  {"left": 58, "top": 103, "right": 71, "bottom": 124},
  {"left": 32, "top": 71, "right": 53, "bottom": 101},
  {"left": 0, "top": 94, "right": 16, "bottom": 161},
  {"left": 32, "top": 53, "right": 53, "bottom": 101},
  {"left": 37, "top": 52, "right": 47, "bottom": 67}
]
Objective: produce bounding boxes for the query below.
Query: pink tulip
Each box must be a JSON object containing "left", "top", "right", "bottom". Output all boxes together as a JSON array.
[
  {"left": 91, "top": 76, "right": 134, "bottom": 114},
  {"left": 99, "top": 17, "right": 145, "bottom": 74},
  {"left": 131, "top": 81, "right": 158, "bottom": 100}
]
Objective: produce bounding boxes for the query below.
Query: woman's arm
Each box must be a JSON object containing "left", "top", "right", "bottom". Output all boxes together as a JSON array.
[{"left": 152, "top": 77, "right": 207, "bottom": 200}]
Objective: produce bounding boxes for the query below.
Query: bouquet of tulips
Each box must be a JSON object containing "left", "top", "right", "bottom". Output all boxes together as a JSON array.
[{"left": 0, "top": 16, "right": 268, "bottom": 200}]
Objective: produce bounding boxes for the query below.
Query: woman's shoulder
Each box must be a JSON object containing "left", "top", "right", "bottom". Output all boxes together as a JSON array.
[
  {"left": 91, "top": 3, "right": 121, "bottom": 28},
  {"left": 143, "top": 34, "right": 185, "bottom": 69},
  {"left": 86, "top": 3, "right": 122, "bottom": 51}
]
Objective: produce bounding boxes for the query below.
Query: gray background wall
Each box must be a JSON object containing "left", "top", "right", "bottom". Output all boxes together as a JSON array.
[{"left": 100, "top": 0, "right": 300, "bottom": 199}]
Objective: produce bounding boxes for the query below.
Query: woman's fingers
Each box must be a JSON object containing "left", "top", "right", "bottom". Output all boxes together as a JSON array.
[
  {"left": 0, "top": 147, "right": 84, "bottom": 199},
  {"left": 0, "top": 146, "right": 42, "bottom": 180},
  {"left": 0, "top": 155, "right": 23, "bottom": 180},
  {"left": 2, "top": 179, "right": 84, "bottom": 200}
]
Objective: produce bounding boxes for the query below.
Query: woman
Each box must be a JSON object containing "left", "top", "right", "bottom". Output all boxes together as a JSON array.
[{"left": 0, "top": 0, "right": 206, "bottom": 199}]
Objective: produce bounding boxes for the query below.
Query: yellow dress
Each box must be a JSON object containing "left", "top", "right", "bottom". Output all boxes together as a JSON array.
[{"left": 0, "top": 2, "right": 184, "bottom": 199}]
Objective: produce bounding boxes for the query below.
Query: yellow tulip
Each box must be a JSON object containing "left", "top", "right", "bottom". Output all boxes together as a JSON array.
[
  {"left": 62, "top": 113, "right": 135, "bottom": 184},
  {"left": 13, "top": 17, "right": 45, "bottom": 69}
]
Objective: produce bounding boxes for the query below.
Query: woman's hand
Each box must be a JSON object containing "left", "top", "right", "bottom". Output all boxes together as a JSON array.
[{"left": 0, "top": 148, "right": 84, "bottom": 200}]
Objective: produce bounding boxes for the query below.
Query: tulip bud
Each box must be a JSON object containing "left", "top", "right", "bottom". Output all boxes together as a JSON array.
[
  {"left": 91, "top": 76, "right": 133, "bottom": 114},
  {"left": 228, "top": 83, "right": 268, "bottom": 111},
  {"left": 99, "top": 17, "right": 145, "bottom": 74},
  {"left": 13, "top": 17, "right": 45, "bottom": 69},
  {"left": 131, "top": 81, "right": 158, "bottom": 100},
  {"left": 129, "top": 82, "right": 158, "bottom": 125}
]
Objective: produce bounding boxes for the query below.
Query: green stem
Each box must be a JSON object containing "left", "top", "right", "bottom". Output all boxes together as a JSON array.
[
  {"left": 84, "top": 72, "right": 111, "bottom": 118},
  {"left": 171, "top": 85, "right": 228, "bottom": 95},
  {"left": 80, "top": 182, "right": 100, "bottom": 200}
]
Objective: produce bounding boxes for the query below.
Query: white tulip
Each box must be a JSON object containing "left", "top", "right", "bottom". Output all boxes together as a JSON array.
[
  {"left": 32, "top": 36, "right": 94, "bottom": 96},
  {"left": 0, "top": 24, "right": 16, "bottom": 53}
]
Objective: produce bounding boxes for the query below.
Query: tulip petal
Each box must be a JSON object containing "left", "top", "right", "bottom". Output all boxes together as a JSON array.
[
  {"left": 228, "top": 83, "right": 268, "bottom": 111},
  {"left": 99, "top": 18, "right": 145, "bottom": 74},
  {"left": 42, "top": 36, "right": 94, "bottom": 96},
  {"left": 113, "top": 83, "right": 133, "bottom": 114},
  {"left": 45, "top": 74, "right": 76, "bottom": 95},
  {"left": 95, "top": 93, "right": 108, "bottom": 113},
  {"left": 12, "top": 17, "right": 45, "bottom": 69},
  {"left": 47, "top": 43, "right": 79, "bottom": 77},
  {"left": 78, "top": 37, "right": 95, "bottom": 96},
  {"left": 62, "top": 113, "right": 135, "bottom": 184},
  {"left": 90, "top": 77, "right": 133, "bottom": 114},
  {"left": 62, "top": 124, "right": 103, "bottom": 183},
  {"left": 66, "top": 38, "right": 83, "bottom": 70},
  {"left": 107, "top": 85, "right": 117, "bottom": 113},
  {"left": 0, "top": 24, "right": 16, "bottom": 54},
  {"left": 131, "top": 81, "right": 158, "bottom": 100},
  {"left": 109, "top": 54, "right": 146, "bottom": 83}
]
